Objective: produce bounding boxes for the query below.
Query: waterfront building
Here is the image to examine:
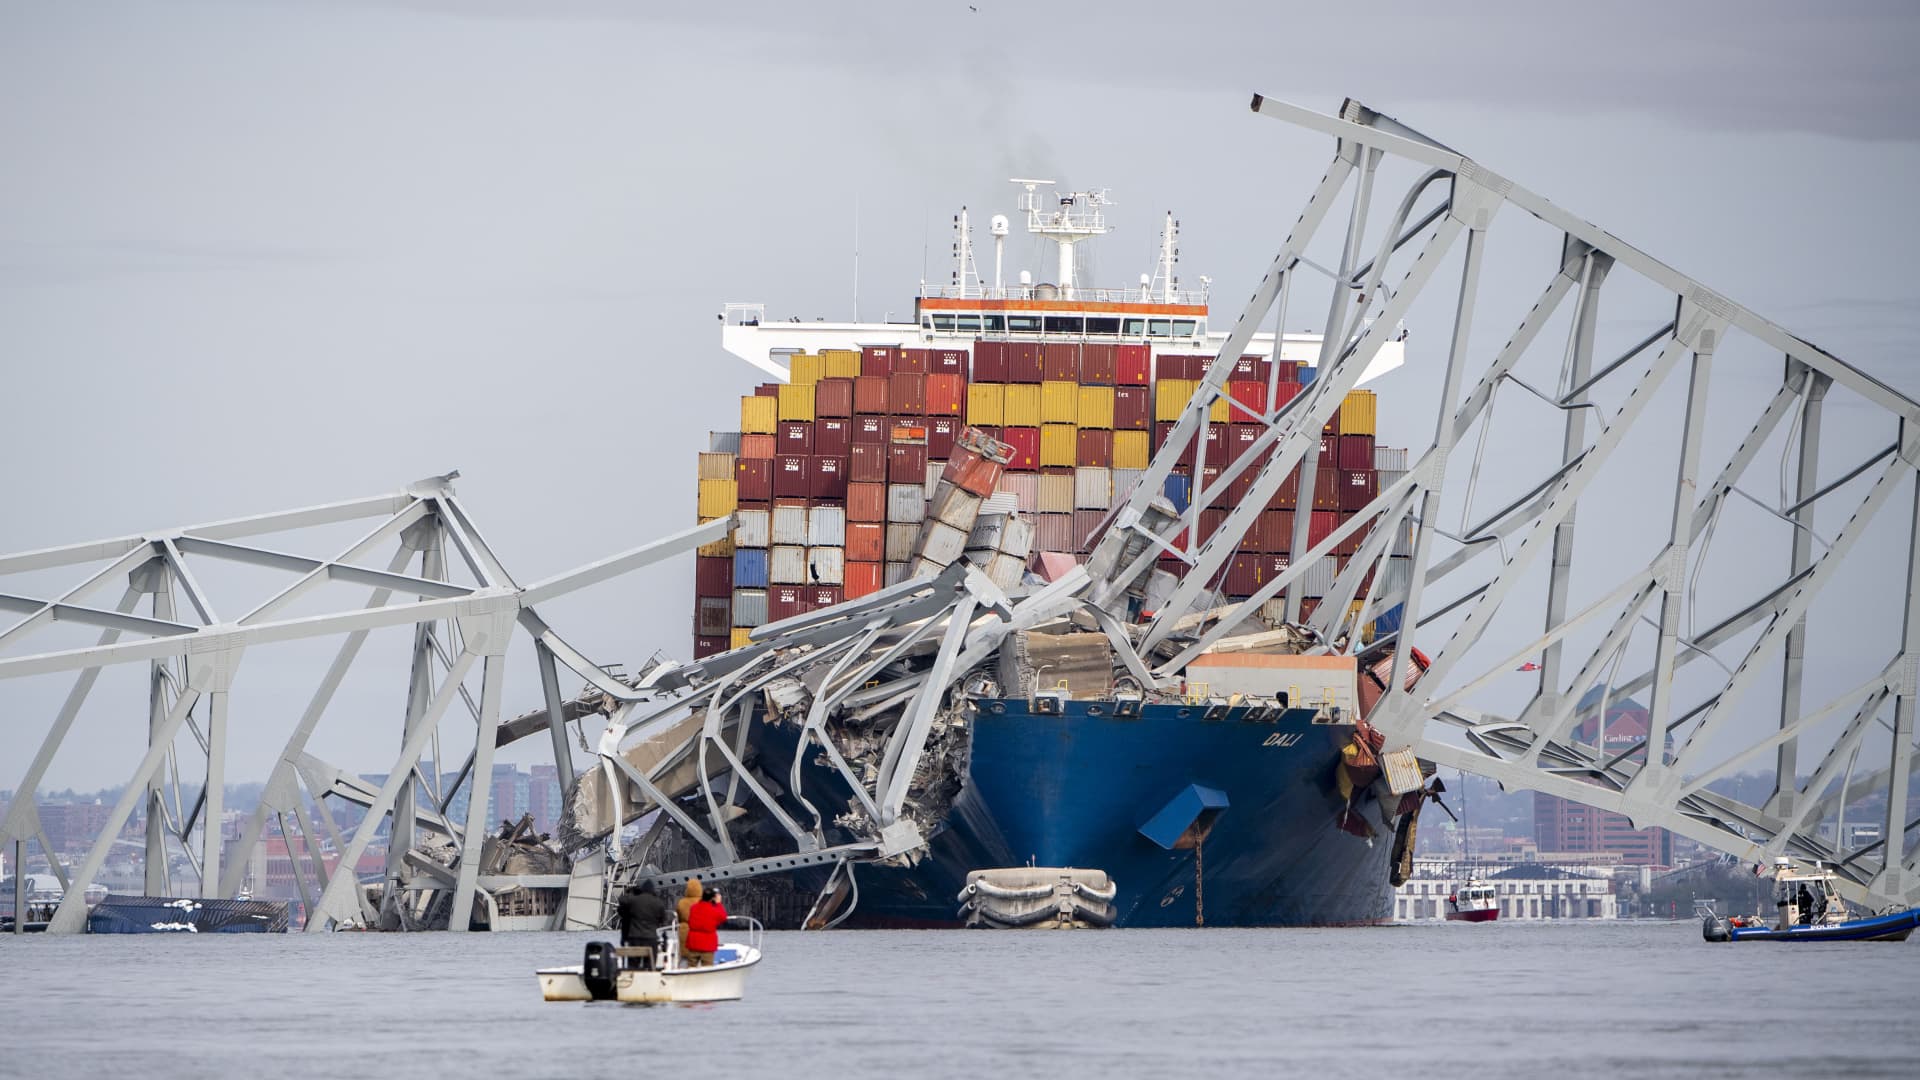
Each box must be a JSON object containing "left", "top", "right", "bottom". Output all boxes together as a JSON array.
[{"left": 1393, "top": 857, "right": 1619, "bottom": 921}]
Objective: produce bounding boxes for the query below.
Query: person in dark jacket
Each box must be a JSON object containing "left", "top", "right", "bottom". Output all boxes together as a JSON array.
[
  {"left": 617, "top": 882, "right": 670, "bottom": 969},
  {"left": 684, "top": 887, "right": 727, "bottom": 968}
]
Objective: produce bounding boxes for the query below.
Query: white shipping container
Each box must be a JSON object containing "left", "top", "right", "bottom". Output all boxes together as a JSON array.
[
  {"left": 1380, "top": 555, "right": 1413, "bottom": 595},
  {"left": 964, "top": 549, "right": 992, "bottom": 566},
  {"left": 925, "top": 462, "right": 945, "bottom": 492},
  {"left": 929, "top": 482, "right": 983, "bottom": 531},
  {"left": 1111, "top": 469, "right": 1145, "bottom": 503},
  {"left": 709, "top": 431, "right": 742, "bottom": 454},
  {"left": 1374, "top": 446, "right": 1409, "bottom": 471},
  {"left": 884, "top": 561, "right": 912, "bottom": 587},
  {"left": 731, "top": 588, "right": 768, "bottom": 627},
  {"left": 807, "top": 546, "right": 845, "bottom": 585},
  {"left": 969, "top": 513, "right": 1009, "bottom": 550},
  {"left": 916, "top": 521, "right": 970, "bottom": 566},
  {"left": 885, "top": 523, "right": 919, "bottom": 562},
  {"left": 771, "top": 504, "right": 809, "bottom": 546},
  {"left": 987, "top": 552, "right": 1026, "bottom": 591},
  {"left": 1300, "top": 555, "right": 1337, "bottom": 596},
  {"left": 911, "top": 556, "right": 947, "bottom": 580},
  {"left": 888, "top": 483, "right": 927, "bottom": 522},
  {"left": 807, "top": 506, "right": 847, "bottom": 547},
  {"left": 998, "top": 515, "right": 1035, "bottom": 559},
  {"left": 1074, "top": 467, "right": 1112, "bottom": 509},
  {"left": 1391, "top": 517, "right": 1415, "bottom": 557},
  {"left": 997, "top": 473, "right": 1041, "bottom": 513},
  {"left": 733, "top": 509, "right": 771, "bottom": 549},
  {"left": 1037, "top": 472, "right": 1075, "bottom": 513},
  {"left": 770, "top": 545, "right": 808, "bottom": 585},
  {"left": 981, "top": 492, "right": 1019, "bottom": 514}
]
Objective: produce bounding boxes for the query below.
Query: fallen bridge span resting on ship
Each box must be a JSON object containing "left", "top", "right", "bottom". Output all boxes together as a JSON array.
[{"left": 5, "top": 94, "right": 1917, "bottom": 929}]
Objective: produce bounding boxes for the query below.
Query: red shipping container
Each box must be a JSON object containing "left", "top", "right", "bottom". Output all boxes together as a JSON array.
[
  {"left": 1227, "top": 379, "right": 1267, "bottom": 420},
  {"left": 1114, "top": 386, "right": 1151, "bottom": 430},
  {"left": 1116, "top": 343, "right": 1150, "bottom": 386},
  {"left": 695, "top": 555, "right": 733, "bottom": 596},
  {"left": 1042, "top": 343, "right": 1079, "bottom": 382},
  {"left": 815, "top": 417, "right": 852, "bottom": 458},
  {"left": 1308, "top": 510, "right": 1339, "bottom": 552},
  {"left": 844, "top": 560, "right": 884, "bottom": 599},
  {"left": 1225, "top": 424, "right": 1263, "bottom": 465},
  {"left": 1335, "top": 518, "right": 1363, "bottom": 557},
  {"left": 778, "top": 420, "right": 814, "bottom": 455},
  {"left": 888, "top": 442, "right": 928, "bottom": 483},
  {"left": 1313, "top": 465, "right": 1341, "bottom": 510},
  {"left": 861, "top": 346, "right": 897, "bottom": 377},
  {"left": 1225, "top": 553, "right": 1261, "bottom": 596},
  {"left": 1340, "top": 469, "right": 1378, "bottom": 511},
  {"left": 693, "top": 635, "right": 729, "bottom": 659},
  {"left": 1231, "top": 355, "right": 1273, "bottom": 384},
  {"left": 925, "top": 373, "right": 965, "bottom": 416},
  {"left": 735, "top": 457, "right": 773, "bottom": 503},
  {"left": 812, "top": 455, "right": 848, "bottom": 500},
  {"left": 1227, "top": 464, "right": 1259, "bottom": 506},
  {"left": 849, "top": 443, "right": 887, "bottom": 483},
  {"left": 1073, "top": 509, "right": 1106, "bottom": 551},
  {"left": 806, "top": 585, "right": 844, "bottom": 610},
  {"left": 773, "top": 454, "right": 812, "bottom": 498},
  {"left": 1323, "top": 405, "right": 1342, "bottom": 437},
  {"left": 889, "top": 373, "right": 928, "bottom": 415},
  {"left": 1338, "top": 434, "right": 1375, "bottom": 471},
  {"left": 972, "top": 340, "right": 1008, "bottom": 382},
  {"left": 1272, "top": 380, "right": 1303, "bottom": 414},
  {"left": 1002, "top": 426, "right": 1041, "bottom": 471},
  {"left": 1199, "top": 508, "right": 1228, "bottom": 547},
  {"left": 768, "top": 584, "right": 811, "bottom": 622},
  {"left": 754, "top": 383, "right": 780, "bottom": 398},
  {"left": 1076, "top": 428, "right": 1114, "bottom": 467},
  {"left": 1154, "top": 354, "right": 1184, "bottom": 381},
  {"left": 853, "top": 415, "right": 888, "bottom": 444},
  {"left": 1269, "top": 467, "right": 1300, "bottom": 510},
  {"left": 889, "top": 417, "right": 929, "bottom": 441},
  {"left": 896, "top": 348, "right": 930, "bottom": 374},
  {"left": 931, "top": 349, "right": 967, "bottom": 375},
  {"left": 846, "top": 521, "right": 885, "bottom": 562},
  {"left": 1257, "top": 509, "right": 1296, "bottom": 553},
  {"left": 944, "top": 444, "right": 1004, "bottom": 497},
  {"left": 847, "top": 482, "right": 887, "bottom": 522},
  {"left": 1276, "top": 359, "right": 1304, "bottom": 382},
  {"left": 1078, "top": 343, "right": 1117, "bottom": 385},
  {"left": 853, "top": 375, "right": 890, "bottom": 415},
  {"left": 740, "top": 433, "right": 776, "bottom": 460},
  {"left": 1317, "top": 433, "right": 1337, "bottom": 461},
  {"left": 1009, "top": 342, "right": 1043, "bottom": 383},
  {"left": 927, "top": 416, "right": 958, "bottom": 459},
  {"left": 816, "top": 377, "right": 854, "bottom": 418}
]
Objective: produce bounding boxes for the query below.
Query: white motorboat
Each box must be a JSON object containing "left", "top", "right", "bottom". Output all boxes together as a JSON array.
[{"left": 538, "top": 917, "right": 763, "bottom": 1004}]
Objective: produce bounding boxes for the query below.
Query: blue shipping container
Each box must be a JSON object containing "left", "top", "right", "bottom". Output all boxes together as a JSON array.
[
  {"left": 1163, "top": 473, "right": 1192, "bottom": 515},
  {"left": 1374, "top": 603, "right": 1403, "bottom": 636},
  {"left": 732, "top": 548, "right": 770, "bottom": 588},
  {"left": 1299, "top": 363, "right": 1317, "bottom": 386}
]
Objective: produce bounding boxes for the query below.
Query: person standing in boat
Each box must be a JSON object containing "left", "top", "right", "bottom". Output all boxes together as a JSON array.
[
  {"left": 685, "top": 887, "right": 727, "bottom": 968},
  {"left": 1771, "top": 858, "right": 1795, "bottom": 930},
  {"left": 617, "top": 881, "right": 669, "bottom": 969},
  {"left": 676, "top": 878, "right": 703, "bottom": 959}
]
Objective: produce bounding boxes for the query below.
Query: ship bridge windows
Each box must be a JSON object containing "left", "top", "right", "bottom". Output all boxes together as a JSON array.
[
  {"left": 1042, "top": 315, "right": 1085, "bottom": 335},
  {"left": 1122, "top": 317, "right": 1205, "bottom": 339},
  {"left": 927, "top": 313, "right": 1007, "bottom": 333},
  {"left": 1006, "top": 314, "right": 1043, "bottom": 333},
  {"left": 1085, "top": 316, "right": 1120, "bottom": 335}
]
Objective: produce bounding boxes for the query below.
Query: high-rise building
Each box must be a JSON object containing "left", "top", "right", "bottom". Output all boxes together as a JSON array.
[{"left": 1532, "top": 692, "right": 1673, "bottom": 866}]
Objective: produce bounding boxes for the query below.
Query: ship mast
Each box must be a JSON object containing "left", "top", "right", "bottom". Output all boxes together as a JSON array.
[
  {"left": 1012, "top": 178, "right": 1110, "bottom": 300},
  {"left": 950, "top": 207, "right": 983, "bottom": 298}
]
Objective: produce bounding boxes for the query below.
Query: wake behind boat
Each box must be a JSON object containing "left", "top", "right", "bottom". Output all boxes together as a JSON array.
[{"left": 538, "top": 917, "right": 764, "bottom": 1003}]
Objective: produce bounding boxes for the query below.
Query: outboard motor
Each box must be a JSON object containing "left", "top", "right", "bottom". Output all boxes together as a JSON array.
[
  {"left": 582, "top": 940, "right": 619, "bottom": 1000},
  {"left": 1701, "top": 914, "right": 1731, "bottom": 943}
]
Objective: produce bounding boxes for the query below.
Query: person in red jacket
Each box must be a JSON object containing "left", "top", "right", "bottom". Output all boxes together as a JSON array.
[{"left": 683, "top": 888, "right": 727, "bottom": 967}]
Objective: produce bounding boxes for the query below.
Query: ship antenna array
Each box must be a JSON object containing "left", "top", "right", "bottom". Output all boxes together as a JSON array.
[{"left": 951, "top": 207, "right": 983, "bottom": 298}]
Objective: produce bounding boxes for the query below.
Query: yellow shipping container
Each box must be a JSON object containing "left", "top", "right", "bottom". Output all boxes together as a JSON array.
[
  {"left": 1041, "top": 381, "right": 1078, "bottom": 424},
  {"left": 1040, "top": 423, "right": 1078, "bottom": 467},
  {"left": 823, "top": 349, "right": 860, "bottom": 379},
  {"left": 697, "top": 452, "right": 735, "bottom": 480},
  {"left": 777, "top": 382, "right": 815, "bottom": 422},
  {"left": 1076, "top": 385, "right": 1115, "bottom": 429},
  {"left": 789, "top": 353, "right": 826, "bottom": 386},
  {"left": 1348, "top": 600, "right": 1375, "bottom": 645},
  {"left": 1211, "top": 392, "right": 1230, "bottom": 424},
  {"left": 697, "top": 515, "right": 735, "bottom": 557},
  {"left": 740, "top": 394, "right": 778, "bottom": 434},
  {"left": 697, "top": 479, "right": 738, "bottom": 519},
  {"left": 1113, "top": 430, "right": 1151, "bottom": 469},
  {"left": 731, "top": 628, "right": 754, "bottom": 651},
  {"left": 967, "top": 383, "right": 1005, "bottom": 427},
  {"left": 1155, "top": 379, "right": 1196, "bottom": 422},
  {"left": 1003, "top": 383, "right": 1043, "bottom": 427},
  {"left": 1340, "top": 390, "right": 1377, "bottom": 436}
]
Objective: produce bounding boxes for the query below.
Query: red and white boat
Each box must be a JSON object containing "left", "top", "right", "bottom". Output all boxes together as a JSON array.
[{"left": 1445, "top": 879, "right": 1499, "bottom": 923}]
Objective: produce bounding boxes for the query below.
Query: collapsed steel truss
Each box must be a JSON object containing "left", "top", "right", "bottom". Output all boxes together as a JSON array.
[{"left": 6, "top": 96, "right": 1917, "bottom": 930}]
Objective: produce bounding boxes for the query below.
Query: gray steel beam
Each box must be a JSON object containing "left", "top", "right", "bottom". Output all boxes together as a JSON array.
[
  {"left": 1772, "top": 371, "right": 1829, "bottom": 819},
  {"left": 449, "top": 616, "right": 512, "bottom": 932},
  {"left": 1875, "top": 470, "right": 1920, "bottom": 899}
]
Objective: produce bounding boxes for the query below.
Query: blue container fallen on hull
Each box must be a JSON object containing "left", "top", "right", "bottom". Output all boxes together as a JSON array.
[{"left": 87, "top": 895, "right": 290, "bottom": 934}]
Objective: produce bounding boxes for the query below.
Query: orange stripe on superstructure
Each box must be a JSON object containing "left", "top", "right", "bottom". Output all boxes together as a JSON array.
[{"left": 920, "top": 298, "right": 1209, "bottom": 316}]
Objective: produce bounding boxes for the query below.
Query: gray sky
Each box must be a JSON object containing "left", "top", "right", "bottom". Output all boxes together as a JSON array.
[{"left": 4, "top": 1, "right": 1919, "bottom": 790}]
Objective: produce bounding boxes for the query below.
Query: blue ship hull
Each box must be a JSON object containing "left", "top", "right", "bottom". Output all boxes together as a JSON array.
[{"left": 822, "top": 698, "right": 1396, "bottom": 928}]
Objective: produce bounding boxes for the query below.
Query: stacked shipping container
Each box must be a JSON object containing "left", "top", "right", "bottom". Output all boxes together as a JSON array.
[{"left": 691, "top": 342, "right": 1409, "bottom": 656}]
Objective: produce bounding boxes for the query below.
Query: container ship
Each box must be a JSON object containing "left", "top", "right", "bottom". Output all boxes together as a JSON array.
[{"left": 589, "top": 182, "right": 1431, "bottom": 928}]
